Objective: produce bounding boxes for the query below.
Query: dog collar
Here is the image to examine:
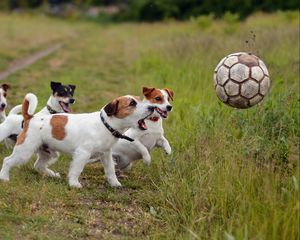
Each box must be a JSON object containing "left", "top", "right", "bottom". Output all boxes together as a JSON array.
[
  {"left": 148, "top": 116, "right": 160, "bottom": 122},
  {"left": 47, "top": 105, "right": 58, "bottom": 114},
  {"left": 100, "top": 111, "right": 134, "bottom": 142}
]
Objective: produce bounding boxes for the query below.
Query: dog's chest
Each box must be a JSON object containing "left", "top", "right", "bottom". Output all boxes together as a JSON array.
[{"left": 139, "top": 132, "right": 161, "bottom": 151}]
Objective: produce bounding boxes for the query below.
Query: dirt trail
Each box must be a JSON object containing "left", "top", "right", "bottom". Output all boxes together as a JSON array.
[{"left": 0, "top": 43, "right": 62, "bottom": 81}]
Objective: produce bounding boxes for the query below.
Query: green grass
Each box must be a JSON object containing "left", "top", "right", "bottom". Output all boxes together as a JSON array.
[{"left": 0, "top": 11, "right": 299, "bottom": 239}]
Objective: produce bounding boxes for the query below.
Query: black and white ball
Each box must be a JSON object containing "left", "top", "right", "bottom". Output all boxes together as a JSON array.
[{"left": 214, "top": 52, "right": 270, "bottom": 109}]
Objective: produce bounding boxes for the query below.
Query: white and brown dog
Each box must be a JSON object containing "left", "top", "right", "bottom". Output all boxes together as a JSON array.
[
  {"left": 110, "top": 87, "right": 174, "bottom": 170},
  {"left": 0, "top": 94, "right": 155, "bottom": 188},
  {"left": 0, "top": 81, "right": 76, "bottom": 145},
  {"left": 0, "top": 84, "right": 10, "bottom": 123}
]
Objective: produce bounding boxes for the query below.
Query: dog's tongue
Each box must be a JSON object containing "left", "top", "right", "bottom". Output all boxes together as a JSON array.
[
  {"left": 59, "top": 102, "right": 71, "bottom": 113},
  {"left": 138, "top": 119, "right": 147, "bottom": 130}
]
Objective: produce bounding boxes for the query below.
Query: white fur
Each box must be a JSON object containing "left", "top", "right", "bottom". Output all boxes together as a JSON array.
[
  {"left": 0, "top": 88, "right": 8, "bottom": 122},
  {"left": 25, "top": 93, "right": 38, "bottom": 116},
  {"left": 89, "top": 89, "right": 172, "bottom": 170},
  {"left": 0, "top": 95, "right": 154, "bottom": 188}
]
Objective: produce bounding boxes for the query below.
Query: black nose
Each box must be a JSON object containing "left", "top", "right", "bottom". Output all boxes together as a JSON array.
[
  {"left": 148, "top": 106, "right": 155, "bottom": 112},
  {"left": 1, "top": 103, "right": 6, "bottom": 108},
  {"left": 69, "top": 98, "right": 75, "bottom": 104},
  {"left": 166, "top": 105, "right": 172, "bottom": 111}
]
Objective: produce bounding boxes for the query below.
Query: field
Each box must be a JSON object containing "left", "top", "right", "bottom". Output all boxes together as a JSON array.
[{"left": 0, "top": 12, "right": 299, "bottom": 239}]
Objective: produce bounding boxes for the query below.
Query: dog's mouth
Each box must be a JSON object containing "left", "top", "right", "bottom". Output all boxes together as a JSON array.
[
  {"left": 138, "top": 111, "right": 154, "bottom": 131},
  {"left": 59, "top": 101, "right": 71, "bottom": 113},
  {"left": 155, "top": 107, "right": 168, "bottom": 118}
]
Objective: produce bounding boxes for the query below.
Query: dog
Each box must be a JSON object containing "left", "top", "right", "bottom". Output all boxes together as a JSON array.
[
  {"left": 0, "top": 84, "right": 10, "bottom": 123},
  {"left": 0, "top": 81, "right": 76, "bottom": 144},
  {"left": 0, "top": 94, "right": 155, "bottom": 188},
  {"left": 111, "top": 87, "right": 174, "bottom": 170}
]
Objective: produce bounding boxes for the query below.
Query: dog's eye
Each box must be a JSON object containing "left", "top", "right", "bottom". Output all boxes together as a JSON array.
[
  {"left": 3, "top": 93, "right": 7, "bottom": 97},
  {"left": 129, "top": 100, "right": 137, "bottom": 107},
  {"left": 155, "top": 96, "right": 161, "bottom": 101}
]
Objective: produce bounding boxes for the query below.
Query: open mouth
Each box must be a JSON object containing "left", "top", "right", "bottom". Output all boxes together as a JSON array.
[
  {"left": 138, "top": 111, "right": 154, "bottom": 131},
  {"left": 59, "top": 101, "right": 71, "bottom": 113},
  {"left": 156, "top": 107, "right": 168, "bottom": 118}
]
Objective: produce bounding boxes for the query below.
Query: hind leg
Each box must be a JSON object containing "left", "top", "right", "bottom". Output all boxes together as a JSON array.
[
  {"left": 0, "top": 144, "right": 36, "bottom": 181},
  {"left": 34, "top": 149, "right": 60, "bottom": 178}
]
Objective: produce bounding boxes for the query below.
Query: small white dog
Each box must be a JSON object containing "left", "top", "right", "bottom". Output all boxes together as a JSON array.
[
  {"left": 111, "top": 87, "right": 174, "bottom": 170},
  {"left": 0, "top": 94, "right": 155, "bottom": 188},
  {"left": 89, "top": 87, "right": 174, "bottom": 169},
  {"left": 0, "top": 84, "right": 10, "bottom": 123},
  {"left": 0, "top": 81, "right": 76, "bottom": 144}
]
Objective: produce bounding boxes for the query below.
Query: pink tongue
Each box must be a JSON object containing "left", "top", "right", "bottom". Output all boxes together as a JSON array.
[
  {"left": 138, "top": 120, "right": 147, "bottom": 130},
  {"left": 60, "top": 102, "right": 70, "bottom": 113}
]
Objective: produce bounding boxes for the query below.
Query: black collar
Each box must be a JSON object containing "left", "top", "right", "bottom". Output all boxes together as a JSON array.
[
  {"left": 100, "top": 111, "right": 134, "bottom": 142},
  {"left": 47, "top": 105, "right": 58, "bottom": 114}
]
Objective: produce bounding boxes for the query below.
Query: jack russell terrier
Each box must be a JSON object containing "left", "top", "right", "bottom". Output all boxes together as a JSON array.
[
  {"left": 112, "top": 87, "right": 173, "bottom": 170},
  {"left": 0, "top": 84, "right": 10, "bottom": 123},
  {"left": 0, "top": 94, "right": 155, "bottom": 188},
  {"left": 0, "top": 81, "right": 76, "bottom": 145}
]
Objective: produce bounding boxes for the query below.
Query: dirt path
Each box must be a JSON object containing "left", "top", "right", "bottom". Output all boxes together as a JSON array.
[{"left": 0, "top": 43, "right": 62, "bottom": 81}]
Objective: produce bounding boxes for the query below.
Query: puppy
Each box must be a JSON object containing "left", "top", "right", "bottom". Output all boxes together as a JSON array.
[
  {"left": 111, "top": 87, "right": 174, "bottom": 170},
  {"left": 0, "top": 81, "right": 76, "bottom": 144},
  {"left": 0, "top": 94, "right": 155, "bottom": 188},
  {"left": 0, "top": 84, "right": 10, "bottom": 122}
]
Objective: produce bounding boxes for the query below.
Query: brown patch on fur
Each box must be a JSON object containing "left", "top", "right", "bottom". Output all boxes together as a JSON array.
[
  {"left": 143, "top": 87, "right": 164, "bottom": 104},
  {"left": 1, "top": 84, "right": 10, "bottom": 92},
  {"left": 115, "top": 96, "right": 137, "bottom": 119},
  {"left": 238, "top": 54, "right": 258, "bottom": 67},
  {"left": 16, "top": 120, "right": 30, "bottom": 145},
  {"left": 50, "top": 115, "right": 68, "bottom": 140},
  {"left": 164, "top": 88, "right": 174, "bottom": 101},
  {"left": 22, "top": 99, "right": 32, "bottom": 121}
]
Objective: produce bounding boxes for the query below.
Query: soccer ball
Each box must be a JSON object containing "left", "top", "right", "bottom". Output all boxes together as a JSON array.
[{"left": 213, "top": 52, "right": 270, "bottom": 109}]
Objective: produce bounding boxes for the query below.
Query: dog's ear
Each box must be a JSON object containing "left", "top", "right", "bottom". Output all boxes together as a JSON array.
[
  {"left": 1, "top": 84, "right": 11, "bottom": 92},
  {"left": 164, "top": 88, "right": 174, "bottom": 101},
  {"left": 142, "top": 87, "right": 155, "bottom": 98},
  {"left": 104, "top": 100, "right": 119, "bottom": 116},
  {"left": 68, "top": 85, "right": 76, "bottom": 94},
  {"left": 51, "top": 81, "right": 62, "bottom": 92}
]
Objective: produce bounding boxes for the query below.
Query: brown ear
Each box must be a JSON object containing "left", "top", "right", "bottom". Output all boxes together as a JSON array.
[
  {"left": 104, "top": 100, "right": 119, "bottom": 116},
  {"left": 164, "top": 88, "right": 174, "bottom": 101},
  {"left": 1, "top": 84, "right": 11, "bottom": 92},
  {"left": 142, "top": 87, "right": 155, "bottom": 98}
]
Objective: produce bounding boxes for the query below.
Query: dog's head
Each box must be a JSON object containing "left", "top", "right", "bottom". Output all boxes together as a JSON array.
[
  {"left": 50, "top": 81, "right": 76, "bottom": 113},
  {"left": 142, "top": 87, "right": 174, "bottom": 119},
  {"left": 104, "top": 95, "right": 155, "bottom": 130},
  {"left": 0, "top": 84, "right": 10, "bottom": 112}
]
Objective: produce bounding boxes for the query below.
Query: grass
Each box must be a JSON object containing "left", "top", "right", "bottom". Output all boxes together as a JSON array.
[{"left": 0, "top": 11, "right": 299, "bottom": 239}]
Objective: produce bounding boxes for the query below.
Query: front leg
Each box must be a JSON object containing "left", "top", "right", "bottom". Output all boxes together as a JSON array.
[
  {"left": 156, "top": 136, "right": 172, "bottom": 155},
  {"left": 102, "top": 149, "right": 122, "bottom": 187},
  {"left": 132, "top": 140, "right": 151, "bottom": 165}
]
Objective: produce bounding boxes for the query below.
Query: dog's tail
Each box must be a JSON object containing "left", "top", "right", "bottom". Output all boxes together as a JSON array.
[
  {"left": 22, "top": 93, "right": 38, "bottom": 121},
  {"left": 8, "top": 105, "right": 22, "bottom": 115}
]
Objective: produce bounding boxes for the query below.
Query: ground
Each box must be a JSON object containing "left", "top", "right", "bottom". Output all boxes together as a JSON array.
[{"left": 0, "top": 12, "right": 299, "bottom": 239}]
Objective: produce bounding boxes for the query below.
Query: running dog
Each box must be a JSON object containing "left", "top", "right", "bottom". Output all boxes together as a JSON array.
[
  {"left": 0, "top": 81, "right": 76, "bottom": 144},
  {"left": 0, "top": 84, "right": 10, "bottom": 123},
  {"left": 111, "top": 87, "right": 174, "bottom": 170},
  {"left": 0, "top": 94, "right": 155, "bottom": 188}
]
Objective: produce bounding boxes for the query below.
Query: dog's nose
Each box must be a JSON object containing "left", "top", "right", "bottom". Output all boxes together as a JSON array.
[
  {"left": 148, "top": 106, "right": 155, "bottom": 112},
  {"left": 69, "top": 98, "right": 75, "bottom": 104},
  {"left": 166, "top": 105, "right": 172, "bottom": 111},
  {"left": 1, "top": 103, "right": 6, "bottom": 109}
]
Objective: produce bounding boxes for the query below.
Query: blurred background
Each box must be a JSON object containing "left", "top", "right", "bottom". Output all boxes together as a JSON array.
[{"left": 1, "top": 0, "right": 299, "bottom": 22}]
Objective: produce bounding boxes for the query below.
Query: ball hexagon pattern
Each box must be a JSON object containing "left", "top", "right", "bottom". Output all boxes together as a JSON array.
[{"left": 214, "top": 52, "right": 270, "bottom": 109}]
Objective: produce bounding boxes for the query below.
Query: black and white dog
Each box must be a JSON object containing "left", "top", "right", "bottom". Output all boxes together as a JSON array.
[{"left": 0, "top": 81, "right": 76, "bottom": 145}]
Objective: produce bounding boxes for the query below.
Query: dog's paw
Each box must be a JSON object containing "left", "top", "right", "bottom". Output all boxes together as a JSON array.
[
  {"left": 108, "top": 178, "right": 122, "bottom": 188},
  {"left": 164, "top": 146, "right": 172, "bottom": 155},
  {"left": 0, "top": 172, "right": 9, "bottom": 182},
  {"left": 53, "top": 172, "right": 61, "bottom": 178},
  {"left": 143, "top": 154, "right": 152, "bottom": 165},
  {"left": 69, "top": 181, "right": 82, "bottom": 188}
]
